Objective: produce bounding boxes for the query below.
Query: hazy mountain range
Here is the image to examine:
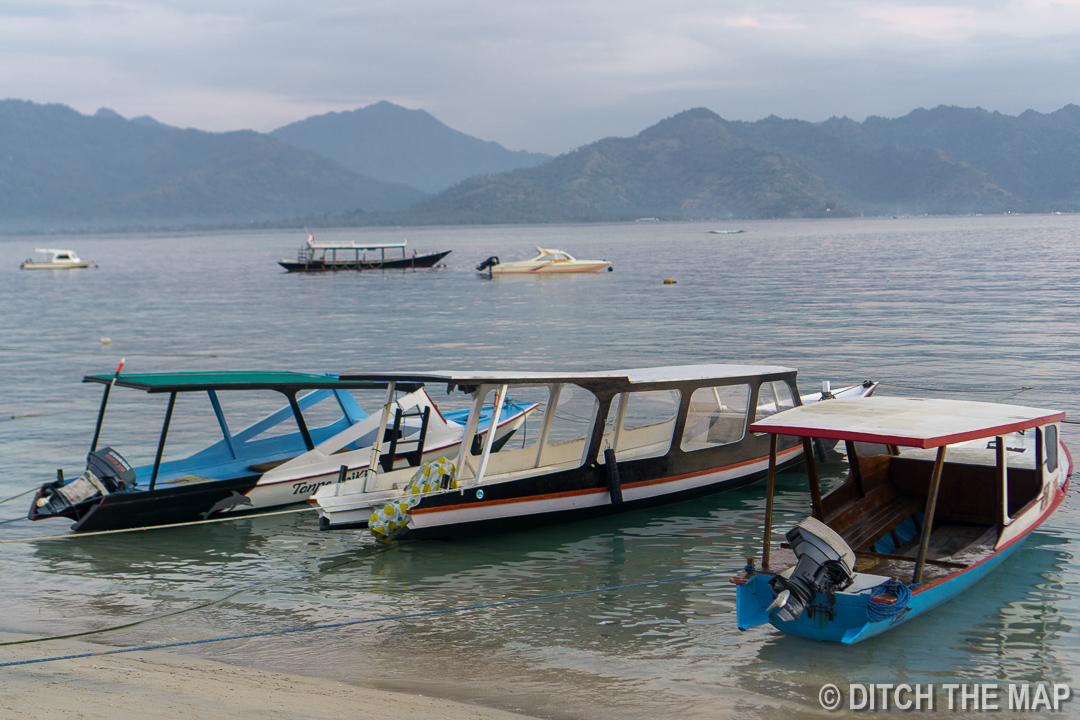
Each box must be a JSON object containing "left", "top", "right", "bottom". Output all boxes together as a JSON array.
[
  {"left": 2, "top": 98, "right": 1079, "bottom": 232},
  {"left": 271, "top": 101, "right": 551, "bottom": 194}
]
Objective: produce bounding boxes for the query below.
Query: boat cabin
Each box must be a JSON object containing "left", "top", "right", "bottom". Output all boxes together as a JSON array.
[{"left": 310, "top": 366, "right": 877, "bottom": 537}]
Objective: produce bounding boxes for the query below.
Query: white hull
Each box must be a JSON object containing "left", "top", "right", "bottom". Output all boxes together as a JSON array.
[{"left": 236, "top": 410, "right": 528, "bottom": 512}]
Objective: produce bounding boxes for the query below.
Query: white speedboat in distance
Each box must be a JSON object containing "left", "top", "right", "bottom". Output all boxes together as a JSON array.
[
  {"left": 476, "top": 247, "right": 612, "bottom": 275},
  {"left": 20, "top": 248, "right": 95, "bottom": 270}
]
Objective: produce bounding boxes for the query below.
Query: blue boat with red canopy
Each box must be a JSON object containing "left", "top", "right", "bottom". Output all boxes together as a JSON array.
[{"left": 733, "top": 396, "right": 1071, "bottom": 643}]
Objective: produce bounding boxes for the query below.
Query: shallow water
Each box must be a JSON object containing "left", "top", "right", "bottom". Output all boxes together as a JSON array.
[{"left": 1, "top": 215, "right": 1078, "bottom": 718}]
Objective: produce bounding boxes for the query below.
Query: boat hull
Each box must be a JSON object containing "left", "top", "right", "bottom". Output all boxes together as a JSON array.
[
  {"left": 490, "top": 262, "right": 611, "bottom": 274},
  {"left": 279, "top": 250, "right": 451, "bottom": 272},
  {"left": 20, "top": 261, "right": 94, "bottom": 270},
  {"left": 319, "top": 438, "right": 807, "bottom": 535}
]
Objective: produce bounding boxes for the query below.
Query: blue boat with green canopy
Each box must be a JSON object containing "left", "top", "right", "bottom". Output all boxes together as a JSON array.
[{"left": 27, "top": 363, "right": 535, "bottom": 533}]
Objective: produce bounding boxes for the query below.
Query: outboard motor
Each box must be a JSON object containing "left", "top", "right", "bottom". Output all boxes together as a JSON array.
[
  {"left": 476, "top": 256, "right": 500, "bottom": 272},
  {"left": 768, "top": 516, "right": 856, "bottom": 622},
  {"left": 86, "top": 447, "right": 137, "bottom": 492},
  {"left": 30, "top": 447, "right": 137, "bottom": 520}
]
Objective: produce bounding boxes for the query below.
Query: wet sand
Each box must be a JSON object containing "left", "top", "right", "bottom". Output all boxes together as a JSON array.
[{"left": 0, "top": 633, "right": 537, "bottom": 720}]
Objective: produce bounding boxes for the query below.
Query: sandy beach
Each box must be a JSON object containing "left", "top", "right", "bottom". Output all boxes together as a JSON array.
[{"left": 0, "top": 633, "right": 538, "bottom": 720}]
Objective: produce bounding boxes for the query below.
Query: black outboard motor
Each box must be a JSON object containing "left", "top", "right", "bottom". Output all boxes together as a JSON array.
[
  {"left": 86, "top": 447, "right": 137, "bottom": 492},
  {"left": 768, "top": 516, "right": 856, "bottom": 622},
  {"left": 29, "top": 447, "right": 137, "bottom": 520},
  {"left": 476, "top": 256, "right": 500, "bottom": 272}
]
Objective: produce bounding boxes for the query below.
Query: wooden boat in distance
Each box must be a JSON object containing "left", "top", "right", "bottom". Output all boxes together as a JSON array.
[
  {"left": 733, "top": 396, "right": 1071, "bottom": 643},
  {"left": 476, "top": 247, "right": 612, "bottom": 275},
  {"left": 311, "top": 366, "right": 877, "bottom": 539},
  {"left": 20, "top": 248, "right": 95, "bottom": 270},
  {"left": 279, "top": 233, "right": 451, "bottom": 272}
]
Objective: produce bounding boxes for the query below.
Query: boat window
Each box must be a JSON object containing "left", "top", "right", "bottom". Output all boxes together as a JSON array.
[
  {"left": 489, "top": 385, "right": 550, "bottom": 453},
  {"left": 545, "top": 384, "right": 599, "bottom": 447},
  {"left": 753, "top": 381, "right": 796, "bottom": 427},
  {"left": 680, "top": 384, "right": 749, "bottom": 452},
  {"left": 1045, "top": 425, "right": 1059, "bottom": 473},
  {"left": 612, "top": 389, "right": 680, "bottom": 460}
]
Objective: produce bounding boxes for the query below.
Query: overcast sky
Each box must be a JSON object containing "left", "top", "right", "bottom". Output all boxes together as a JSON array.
[{"left": 4, "top": 0, "right": 1080, "bottom": 155}]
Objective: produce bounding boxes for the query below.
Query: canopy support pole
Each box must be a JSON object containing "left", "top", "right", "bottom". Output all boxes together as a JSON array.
[
  {"left": 762, "top": 434, "right": 778, "bottom": 570},
  {"left": 286, "top": 392, "right": 314, "bottom": 451},
  {"left": 997, "top": 436, "right": 1011, "bottom": 527},
  {"left": 149, "top": 391, "right": 177, "bottom": 491},
  {"left": 361, "top": 382, "right": 396, "bottom": 493},
  {"left": 802, "top": 437, "right": 824, "bottom": 520},
  {"left": 913, "top": 446, "right": 947, "bottom": 584}
]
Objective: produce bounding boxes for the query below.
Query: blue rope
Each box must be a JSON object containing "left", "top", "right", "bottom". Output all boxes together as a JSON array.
[
  {"left": 866, "top": 579, "right": 911, "bottom": 623},
  {"left": 0, "top": 567, "right": 740, "bottom": 669}
]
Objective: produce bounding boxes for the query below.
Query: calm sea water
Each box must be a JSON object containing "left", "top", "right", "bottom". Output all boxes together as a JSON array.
[{"left": 1, "top": 216, "right": 1078, "bottom": 719}]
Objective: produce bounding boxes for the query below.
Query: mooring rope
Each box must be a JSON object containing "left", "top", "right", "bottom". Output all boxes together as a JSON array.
[
  {"left": 0, "top": 506, "right": 313, "bottom": 545},
  {"left": 0, "top": 488, "right": 36, "bottom": 506},
  {"left": 877, "top": 382, "right": 1035, "bottom": 394},
  {"left": 0, "top": 568, "right": 738, "bottom": 668},
  {"left": 0, "top": 590, "right": 244, "bottom": 647}
]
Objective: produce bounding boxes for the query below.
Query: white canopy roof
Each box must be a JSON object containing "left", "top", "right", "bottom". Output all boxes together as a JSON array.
[
  {"left": 748, "top": 396, "right": 1065, "bottom": 448},
  {"left": 341, "top": 364, "right": 795, "bottom": 387}
]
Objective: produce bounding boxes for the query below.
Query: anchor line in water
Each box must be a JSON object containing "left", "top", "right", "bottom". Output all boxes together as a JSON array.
[
  {"left": 0, "top": 568, "right": 740, "bottom": 669},
  {"left": 0, "top": 590, "right": 244, "bottom": 647},
  {"left": 0, "top": 506, "right": 313, "bottom": 545},
  {"left": 877, "top": 382, "right": 1035, "bottom": 394},
  {"left": 0, "top": 488, "right": 36, "bottom": 506}
]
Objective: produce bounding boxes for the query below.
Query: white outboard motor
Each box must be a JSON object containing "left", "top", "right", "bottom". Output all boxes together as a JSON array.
[{"left": 768, "top": 516, "right": 856, "bottom": 622}]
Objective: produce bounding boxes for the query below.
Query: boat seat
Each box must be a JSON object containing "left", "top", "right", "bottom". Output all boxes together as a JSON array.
[{"left": 837, "top": 494, "right": 923, "bottom": 552}]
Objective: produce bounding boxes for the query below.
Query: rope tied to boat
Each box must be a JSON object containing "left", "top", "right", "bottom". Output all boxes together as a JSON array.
[{"left": 866, "top": 579, "right": 911, "bottom": 623}]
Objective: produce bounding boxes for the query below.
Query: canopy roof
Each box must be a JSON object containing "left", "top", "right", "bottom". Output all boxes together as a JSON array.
[
  {"left": 748, "top": 397, "right": 1065, "bottom": 448},
  {"left": 341, "top": 367, "right": 799, "bottom": 395},
  {"left": 309, "top": 239, "right": 407, "bottom": 250},
  {"left": 341, "top": 364, "right": 796, "bottom": 389},
  {"left": 83, "top": 371, "right": 400, "bottom": 393}
]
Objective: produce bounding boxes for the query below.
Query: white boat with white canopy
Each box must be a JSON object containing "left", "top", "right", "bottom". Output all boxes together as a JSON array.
[
  {"left": 20, "top": 248, "right": 95, "bottom": 270},
  {"left": 311, "top": 365, "right": 877, "bottom": 539}
]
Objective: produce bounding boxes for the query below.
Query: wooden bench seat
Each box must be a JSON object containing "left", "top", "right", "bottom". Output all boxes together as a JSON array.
[{"left": 837, "top": 494, "right": 923, "bottom": 551}]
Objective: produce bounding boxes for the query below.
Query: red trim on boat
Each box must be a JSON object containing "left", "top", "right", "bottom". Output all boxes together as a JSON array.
[{"left": 410, "top": 444, "right": 802, "bottom": 516}]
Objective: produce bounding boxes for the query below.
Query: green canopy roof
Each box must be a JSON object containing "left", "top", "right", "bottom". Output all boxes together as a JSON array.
[{"left": 83, "top": 371, "right": 406, "bottom": 393}]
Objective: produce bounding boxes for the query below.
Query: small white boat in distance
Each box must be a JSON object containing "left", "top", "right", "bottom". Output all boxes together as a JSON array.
[
  {"left": 20, "top": 248, "right": 95, "bottom": 270},
  {"left": 476, "top": 247, "right": 612, "bottom": 275}
]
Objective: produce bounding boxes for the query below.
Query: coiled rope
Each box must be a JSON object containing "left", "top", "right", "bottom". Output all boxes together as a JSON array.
[
  {"left": 0, "top": 567, "right": 738, "bottom": 668},
  {"left": 866, "top": 579, "right": 911, "bottom": 623}
]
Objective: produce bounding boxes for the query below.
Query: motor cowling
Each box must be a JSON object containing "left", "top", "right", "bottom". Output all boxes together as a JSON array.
[
  {"left": 476, "top": 256, "right": 500, "bottom": 272},
  {"left": 768, "top": 516, "right": 856, "bottom": 622},
  {"left": 86, "top": 447, "right": 137, "bottom": 492}
]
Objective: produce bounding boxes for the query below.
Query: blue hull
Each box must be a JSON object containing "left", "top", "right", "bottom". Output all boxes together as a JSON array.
[{"left": 736, "top": 538, "right": 1028, "bottom": 643}]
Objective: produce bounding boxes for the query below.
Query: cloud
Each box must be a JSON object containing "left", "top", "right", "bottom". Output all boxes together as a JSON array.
[{"left": 2, "top": 0, "right": 1080, "bottom": 153}]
